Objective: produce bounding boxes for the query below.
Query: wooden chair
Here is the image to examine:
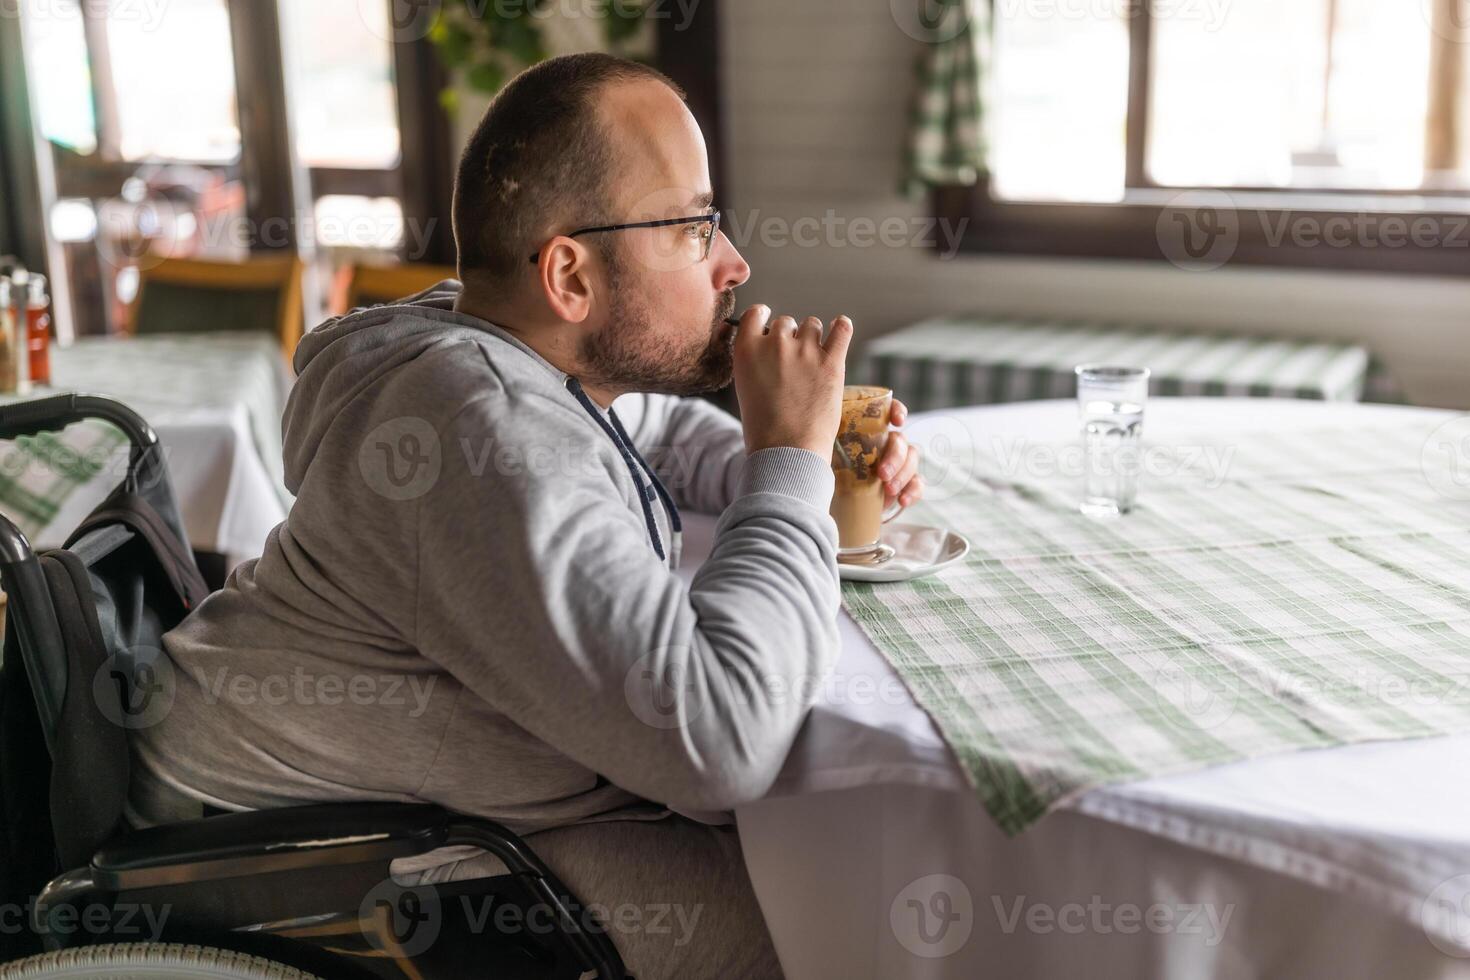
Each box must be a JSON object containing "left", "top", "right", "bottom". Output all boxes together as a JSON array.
[
  {"left": 129, "top": 255, "right": 304, "bottom": 351},
  {"left": 334, "top": 261, "right": 459, "bottom": 315}
]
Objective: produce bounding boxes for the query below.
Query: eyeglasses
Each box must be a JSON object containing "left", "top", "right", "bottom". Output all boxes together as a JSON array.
[{"left": 528, "top": 212, "right": 722, "bottom": 265}]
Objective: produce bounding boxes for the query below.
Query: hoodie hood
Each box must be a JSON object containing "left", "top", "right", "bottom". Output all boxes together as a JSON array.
[{"left": 281, "top": 279, "right": 566, "bottom": 495}]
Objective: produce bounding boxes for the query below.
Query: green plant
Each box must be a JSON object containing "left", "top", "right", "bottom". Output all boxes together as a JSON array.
[{"left": 429, "top": 0, "right": 652, "bottom": 110}]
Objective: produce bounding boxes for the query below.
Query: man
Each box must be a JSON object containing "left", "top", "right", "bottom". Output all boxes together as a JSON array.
[{"left": 130, "top": 53, "right": 923, "bottom": 976}]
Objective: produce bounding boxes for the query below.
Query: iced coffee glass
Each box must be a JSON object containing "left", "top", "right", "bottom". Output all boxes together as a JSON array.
[{"left": 831, "top": 385, "right": 904, "bottom": 564}]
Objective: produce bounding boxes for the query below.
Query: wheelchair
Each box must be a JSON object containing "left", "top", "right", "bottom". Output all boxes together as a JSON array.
[{"left": 0, "top": 394, "right": 630, "bottom": 979}]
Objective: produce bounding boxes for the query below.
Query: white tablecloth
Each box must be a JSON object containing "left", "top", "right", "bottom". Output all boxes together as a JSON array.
[
  {"left": 37, "top": 404, "right": 287, "bottom": 568},
  {"left": 675, "top": 398, "right": 1470, "bottom": 980},
  {"left": 32, "top": 335, "right": 293, "bottom": 567}
]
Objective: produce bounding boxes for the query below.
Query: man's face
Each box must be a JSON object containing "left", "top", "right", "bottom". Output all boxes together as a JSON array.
[{"left": 577, "top": 79, "right": 751, "bottom": 397}]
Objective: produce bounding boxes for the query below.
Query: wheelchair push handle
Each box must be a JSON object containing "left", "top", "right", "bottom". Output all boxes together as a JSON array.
[{"left": 0, "top": 393, "right": 159, "bottom": 457}]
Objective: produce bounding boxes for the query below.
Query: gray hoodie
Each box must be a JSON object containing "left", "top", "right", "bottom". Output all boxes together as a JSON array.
[{"left": 129, "top": 283, "right": 842, "bottom": 834}]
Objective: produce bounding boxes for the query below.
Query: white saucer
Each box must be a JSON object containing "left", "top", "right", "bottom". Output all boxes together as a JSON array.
[{"left": 838, "top": 522, "right": 971, "bottom": 582}]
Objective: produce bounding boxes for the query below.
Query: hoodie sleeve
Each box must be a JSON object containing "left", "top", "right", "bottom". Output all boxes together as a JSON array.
[
  {"left": 412, "top": 392, "right": 842, "bottom": 812},
  {"left": 613, "top": 392, "right": 748, "bottom": 515}
]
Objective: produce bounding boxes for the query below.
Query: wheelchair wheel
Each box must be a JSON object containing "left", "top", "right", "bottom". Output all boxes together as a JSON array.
[{"left": 0, "top": 943, "right": 323, "bottom": 979}]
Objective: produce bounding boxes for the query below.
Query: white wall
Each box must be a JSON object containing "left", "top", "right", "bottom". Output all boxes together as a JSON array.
[{"left": 719, "top": 2, "right": 1470, "bottom": 409}]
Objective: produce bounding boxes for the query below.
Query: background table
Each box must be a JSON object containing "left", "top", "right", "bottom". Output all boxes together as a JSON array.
[
  {"left": 859, "top": 317, "right": 1397, "bottom": 409},
  {"left": 0, "top": 334, "right": 291, "bottom": 568},
  {"left": 675, "top": 399, "right": 1470, "bottom": 980}
]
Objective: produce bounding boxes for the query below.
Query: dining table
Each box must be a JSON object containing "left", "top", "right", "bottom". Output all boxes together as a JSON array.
[
  {"left": 671, "top": 397, "right": 1470, "bottom": 980},
  {"left": 0, "top": 332, "right": 292, "bottom": 569}
]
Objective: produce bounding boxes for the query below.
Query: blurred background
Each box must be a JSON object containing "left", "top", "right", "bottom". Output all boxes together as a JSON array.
[{"left": 2, "top": 0, "right": 1467, "bottom": 406}]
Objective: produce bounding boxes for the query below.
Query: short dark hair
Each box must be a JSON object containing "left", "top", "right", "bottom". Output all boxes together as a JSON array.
[{"left": 452, "top": 53, "right": 684, "bottom": 292}]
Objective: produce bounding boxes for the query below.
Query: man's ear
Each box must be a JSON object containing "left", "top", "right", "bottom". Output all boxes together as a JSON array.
[{"left": 536, "top": 237, "right": 595, "bottom": 324}]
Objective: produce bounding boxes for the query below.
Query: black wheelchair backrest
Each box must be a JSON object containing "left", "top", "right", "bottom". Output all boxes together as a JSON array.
[{"left": 0, "top": 396, "right": 208, "bottom": 891}]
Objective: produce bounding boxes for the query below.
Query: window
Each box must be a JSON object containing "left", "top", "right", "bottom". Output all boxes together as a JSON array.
[
  {"left": 25, "top": 1, "right": 96, "bottom": 155},
  {"left": 989, "top": 3, "right": 1129, "bottom": 203},
  {"left": 105, "top": 0, "right": 240, "bottom": 162},
  {"left": 280, "top": 0, "right": 409, "bottom": 277},
  {"left": 282, "top": 0, "right": 400, "bottom": 170},
  {"left": 19, "top": 0, "right": 441, "bottom": 335},
  {"left": 1148, "top": 1, "right": 1440, "bottom": 193},
  {"left": 957, "top": 0, "right": 1470, "bottom": 274}
]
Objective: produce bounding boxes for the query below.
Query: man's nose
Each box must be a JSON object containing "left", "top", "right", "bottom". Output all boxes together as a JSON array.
[{"left": 712, "top": 231, "right": 751, "bottom": 290}]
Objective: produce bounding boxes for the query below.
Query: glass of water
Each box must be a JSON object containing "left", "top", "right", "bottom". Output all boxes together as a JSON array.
[{"left": 1075, "top": 365, "right": 1149, "bottom": 517}]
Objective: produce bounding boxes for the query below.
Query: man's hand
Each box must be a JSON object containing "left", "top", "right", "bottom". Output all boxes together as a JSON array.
[
  {"left": 879, "top": 398, "right": 924, "bottom": 508},
  {"left": 732, "top": 307, "right": 852, "bottom": 459}
]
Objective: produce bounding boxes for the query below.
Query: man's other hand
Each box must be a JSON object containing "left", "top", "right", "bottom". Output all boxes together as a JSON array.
[{"left": 877, "top": 398, "right": 923, "bottom": 508}]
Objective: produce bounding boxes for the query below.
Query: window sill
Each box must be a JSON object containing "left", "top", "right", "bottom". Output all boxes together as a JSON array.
[{"left": 937, "top": 183, "right": 1470, "bottom": 277}]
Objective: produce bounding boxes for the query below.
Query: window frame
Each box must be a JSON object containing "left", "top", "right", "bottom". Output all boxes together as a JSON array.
[
  {"left": 942, "top": 0, "right": 1470, "bottom": 276},
  {"left": 48, "top": 0, "right": 451, "bottom": 261}
]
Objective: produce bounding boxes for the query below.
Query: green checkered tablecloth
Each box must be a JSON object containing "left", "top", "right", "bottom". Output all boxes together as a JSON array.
[
  {"left": 0, "top": 418, "right": 127, "bottom": 539},
  {"left": 860, "top": 317, "right": 1398, "bottom": 410},
  {"left": 843, "top": 413, "right": 1470, "bottom": 835},
  {"left": 0, "top": 332, "right": 291, "bottom": 541}
]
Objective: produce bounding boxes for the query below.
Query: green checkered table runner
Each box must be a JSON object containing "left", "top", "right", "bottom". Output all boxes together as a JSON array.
[
  {"left": 859, "top": 317, "right": 1398, "bottom": 410},
  {"left": 844, "top": 413, "right": 1470, "bottom": 834},
  {"left": 0, "top": 332, "right": 291, "bottom": 542}
]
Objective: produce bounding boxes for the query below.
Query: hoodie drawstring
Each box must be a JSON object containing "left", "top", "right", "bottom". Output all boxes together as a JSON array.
[{"left": 565, "top": 377, "right": 683, "bottom": 568}]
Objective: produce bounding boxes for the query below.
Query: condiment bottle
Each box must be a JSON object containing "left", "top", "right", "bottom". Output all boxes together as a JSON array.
[{"left": 25, "top": 274, "right": 50, "bottom": 387}]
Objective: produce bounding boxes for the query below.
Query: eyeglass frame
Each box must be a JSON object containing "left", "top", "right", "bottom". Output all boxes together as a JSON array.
[{"left": 527, "top": 211, "right": 722, "bottom": 265}]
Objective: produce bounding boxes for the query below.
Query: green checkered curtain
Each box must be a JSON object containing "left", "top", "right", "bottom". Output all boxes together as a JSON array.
[{"left": 902, "top": 0, "right": 990, "bottom": 198}]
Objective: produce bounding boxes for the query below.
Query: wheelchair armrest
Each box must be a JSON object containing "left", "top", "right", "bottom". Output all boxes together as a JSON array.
[{"left": 91, "top": 802, "right": 452, "bottom": 890}]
